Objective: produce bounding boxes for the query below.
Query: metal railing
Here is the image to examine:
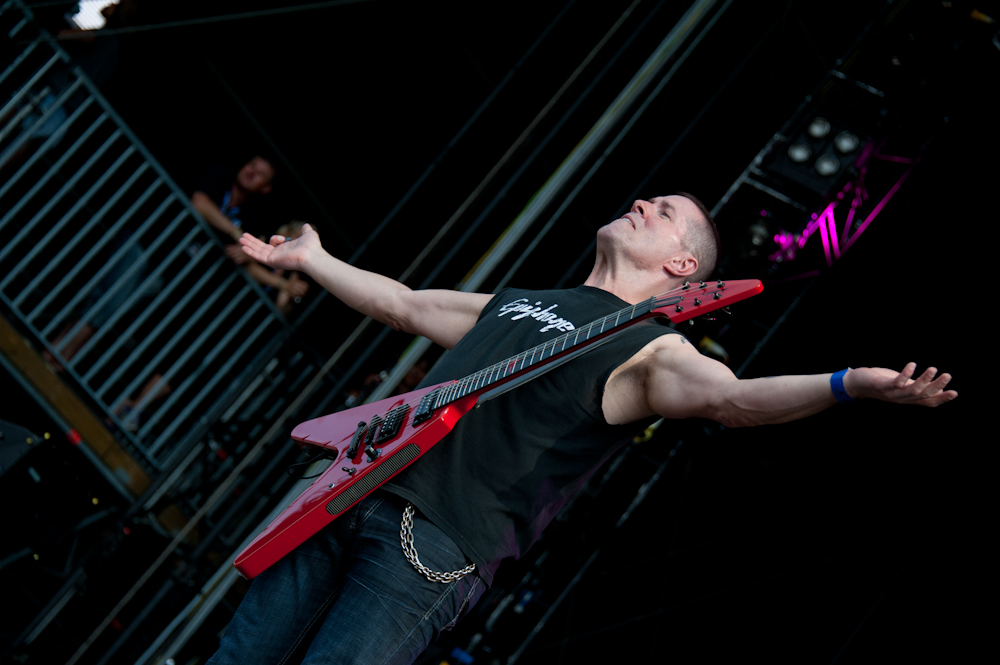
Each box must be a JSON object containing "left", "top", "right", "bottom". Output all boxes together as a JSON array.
[{"left": 0, "top": 2, "right": 288, "bottom": 475}]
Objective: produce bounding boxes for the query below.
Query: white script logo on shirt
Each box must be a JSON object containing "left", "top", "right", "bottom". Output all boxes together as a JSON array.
[{"left": 497, "top": 298, "right": 576, "bottom": 333}]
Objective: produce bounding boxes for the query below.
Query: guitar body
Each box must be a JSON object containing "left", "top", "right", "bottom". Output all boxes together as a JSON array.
[
  {"left": 234, "top": 381, "right": 476, "bottom": 579},
  {"left": 234, "top": 279, "right": 764, "bottom": 579}
]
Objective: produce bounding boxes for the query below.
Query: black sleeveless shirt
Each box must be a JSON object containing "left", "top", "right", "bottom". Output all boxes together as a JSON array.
[{"left": 383, "top": 286, "right": 683, "bottom": 585}]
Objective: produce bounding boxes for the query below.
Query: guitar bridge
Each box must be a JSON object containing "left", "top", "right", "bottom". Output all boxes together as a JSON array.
[
  {"left": 346, "top": 421, "right": 367, "bottom": 459},
  {"left": 363, "top": 414, "right": 383, "bottom": 446}
]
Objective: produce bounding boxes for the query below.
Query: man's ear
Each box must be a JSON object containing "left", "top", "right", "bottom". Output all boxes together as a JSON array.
[{"left": 663, "top": 252, "right": 698, "bottom": 278}]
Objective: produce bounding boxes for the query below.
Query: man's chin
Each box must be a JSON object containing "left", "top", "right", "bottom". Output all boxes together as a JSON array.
[{"left": 597, "top": 219, "right": 630, "bottom": 237}]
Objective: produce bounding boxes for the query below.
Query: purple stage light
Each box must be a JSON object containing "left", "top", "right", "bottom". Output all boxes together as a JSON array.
[
  {"left": 842, "top": 162, "right": 915, "bottom": 253},
  {"left": 766, "top": 142, "right": 919, "bottom": 268}
]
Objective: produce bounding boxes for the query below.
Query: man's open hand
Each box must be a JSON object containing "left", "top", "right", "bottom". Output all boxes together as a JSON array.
[{"left": 843, "top": 363, "right": 957, "bottom": 407}]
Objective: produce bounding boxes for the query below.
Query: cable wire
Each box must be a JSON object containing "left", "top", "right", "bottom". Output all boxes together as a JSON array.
[
  {"left": 346, "top": 0, "right": 579, "bottom": 265},
  {"left": 498, "top": 0, "right": 733, "bottom": 291}
]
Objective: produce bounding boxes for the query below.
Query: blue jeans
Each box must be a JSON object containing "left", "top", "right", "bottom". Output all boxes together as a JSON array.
[{"left": 209, "top": 492, "right": 485, "bottom": 665}]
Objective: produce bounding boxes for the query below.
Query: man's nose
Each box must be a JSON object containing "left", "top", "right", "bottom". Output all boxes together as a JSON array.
[{"left": 632, "top": 200, "right": 649, "bottom": 215}]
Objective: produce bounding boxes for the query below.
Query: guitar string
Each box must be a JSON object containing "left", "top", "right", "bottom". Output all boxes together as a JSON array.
[
  {"left": 388, "top": 282, "right": 732, "bottom": 414},
  {"left": 442, "top": 280, "right": 732, "bottom": 404},
  {"left": 335, "top": 282, "right": 737, "bottom": 438}
]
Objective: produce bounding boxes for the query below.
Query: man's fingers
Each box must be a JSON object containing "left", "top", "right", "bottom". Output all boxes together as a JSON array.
[
  {"left": 895, "top": 362, "right": 916, "bottom": 388},
  {"left": 922, "top": 388, "right": 958, "bottom": 406},
  {"left": 239, "top": 234, "right": 263, "bottom": 249},
  {"left": 238, "top": 239, "right": 271, "bottom": 263},
  {"left": 912, "top": 366, "right": 937, "bottom": 390},
  {"left": 922, "top": 372, "right": 951, "bottom": 398}
]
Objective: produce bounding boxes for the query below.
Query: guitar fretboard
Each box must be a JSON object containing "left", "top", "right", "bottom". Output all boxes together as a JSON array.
[{"left": 431, "top": 290, "right": 687, "bottom": 409}]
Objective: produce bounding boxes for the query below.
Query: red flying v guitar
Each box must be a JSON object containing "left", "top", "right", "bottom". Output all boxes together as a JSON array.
[{"left": 234, "top": 279, "right": 763, "bottom": 579}]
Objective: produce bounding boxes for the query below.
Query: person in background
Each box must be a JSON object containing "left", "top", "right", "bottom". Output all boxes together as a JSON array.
[{"left": 191, "top": 155, "right": 276, "bottom": 243}]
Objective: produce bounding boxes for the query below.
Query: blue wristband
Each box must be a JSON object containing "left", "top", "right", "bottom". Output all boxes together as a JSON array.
[{"left": 830, "top": 368, "right": 857, "bottom": 404}]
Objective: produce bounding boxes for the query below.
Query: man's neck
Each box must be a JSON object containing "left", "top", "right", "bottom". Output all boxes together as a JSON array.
[{"left": 583, "top": 267, "right": 678, "bottom": 305}]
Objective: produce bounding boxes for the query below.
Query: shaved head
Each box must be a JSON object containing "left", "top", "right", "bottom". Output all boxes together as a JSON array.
[{"left": 676, "top": 192, "right": 720, "bottom": 282}]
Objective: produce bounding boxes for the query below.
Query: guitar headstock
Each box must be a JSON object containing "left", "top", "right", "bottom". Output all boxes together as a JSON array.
[{"left": 650, "top": 279, "right": 763, "bottom": 323}]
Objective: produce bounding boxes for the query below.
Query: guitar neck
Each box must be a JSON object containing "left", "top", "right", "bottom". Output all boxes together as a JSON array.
[{"left": 432, "top": 280, "right": 762, "bottom": 411}]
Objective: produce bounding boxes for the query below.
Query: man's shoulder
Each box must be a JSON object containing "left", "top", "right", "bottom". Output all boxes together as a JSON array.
[{"left": 614, "top": 321, "right": 690, "bottom": 365}]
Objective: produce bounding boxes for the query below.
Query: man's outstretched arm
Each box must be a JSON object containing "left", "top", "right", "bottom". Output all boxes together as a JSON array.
[
  {"left": 603, "top": 334, "right": 957, "bottom": 426},
  {"left": 240, "top": 225, "right": 493, "bottom": 349}
]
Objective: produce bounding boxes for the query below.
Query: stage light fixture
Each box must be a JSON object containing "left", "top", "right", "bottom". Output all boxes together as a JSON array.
[
  {"left": 71, "top": 0, "right": 117, "bottom": 30},
  {"left": 834, "top": 130, "right": 860, "bottom": 153},
  {"left": 787, "top": 143, "right": 812, "bottom": 163},
  {"left": 748, "top": 222, "right": 769, "bottom": 246},
  {"left": 814, "top": 154, "right": 840, "bottom": 176},
  {"left": 807, "top": 117, "right": 831, "bottom": 138}
]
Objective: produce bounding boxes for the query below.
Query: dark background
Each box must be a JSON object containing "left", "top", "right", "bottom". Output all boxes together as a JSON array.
[{"left": 6, "top": 0, "right": 994, "bottom": 662}]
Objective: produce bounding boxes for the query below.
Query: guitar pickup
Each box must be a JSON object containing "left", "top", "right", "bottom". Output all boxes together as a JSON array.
[
  {"left": 375, "top": 405, "right": 409, "bottom": 443},
  {"left": 413, "top": 388, "right": 442, "bottom": 424}
]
